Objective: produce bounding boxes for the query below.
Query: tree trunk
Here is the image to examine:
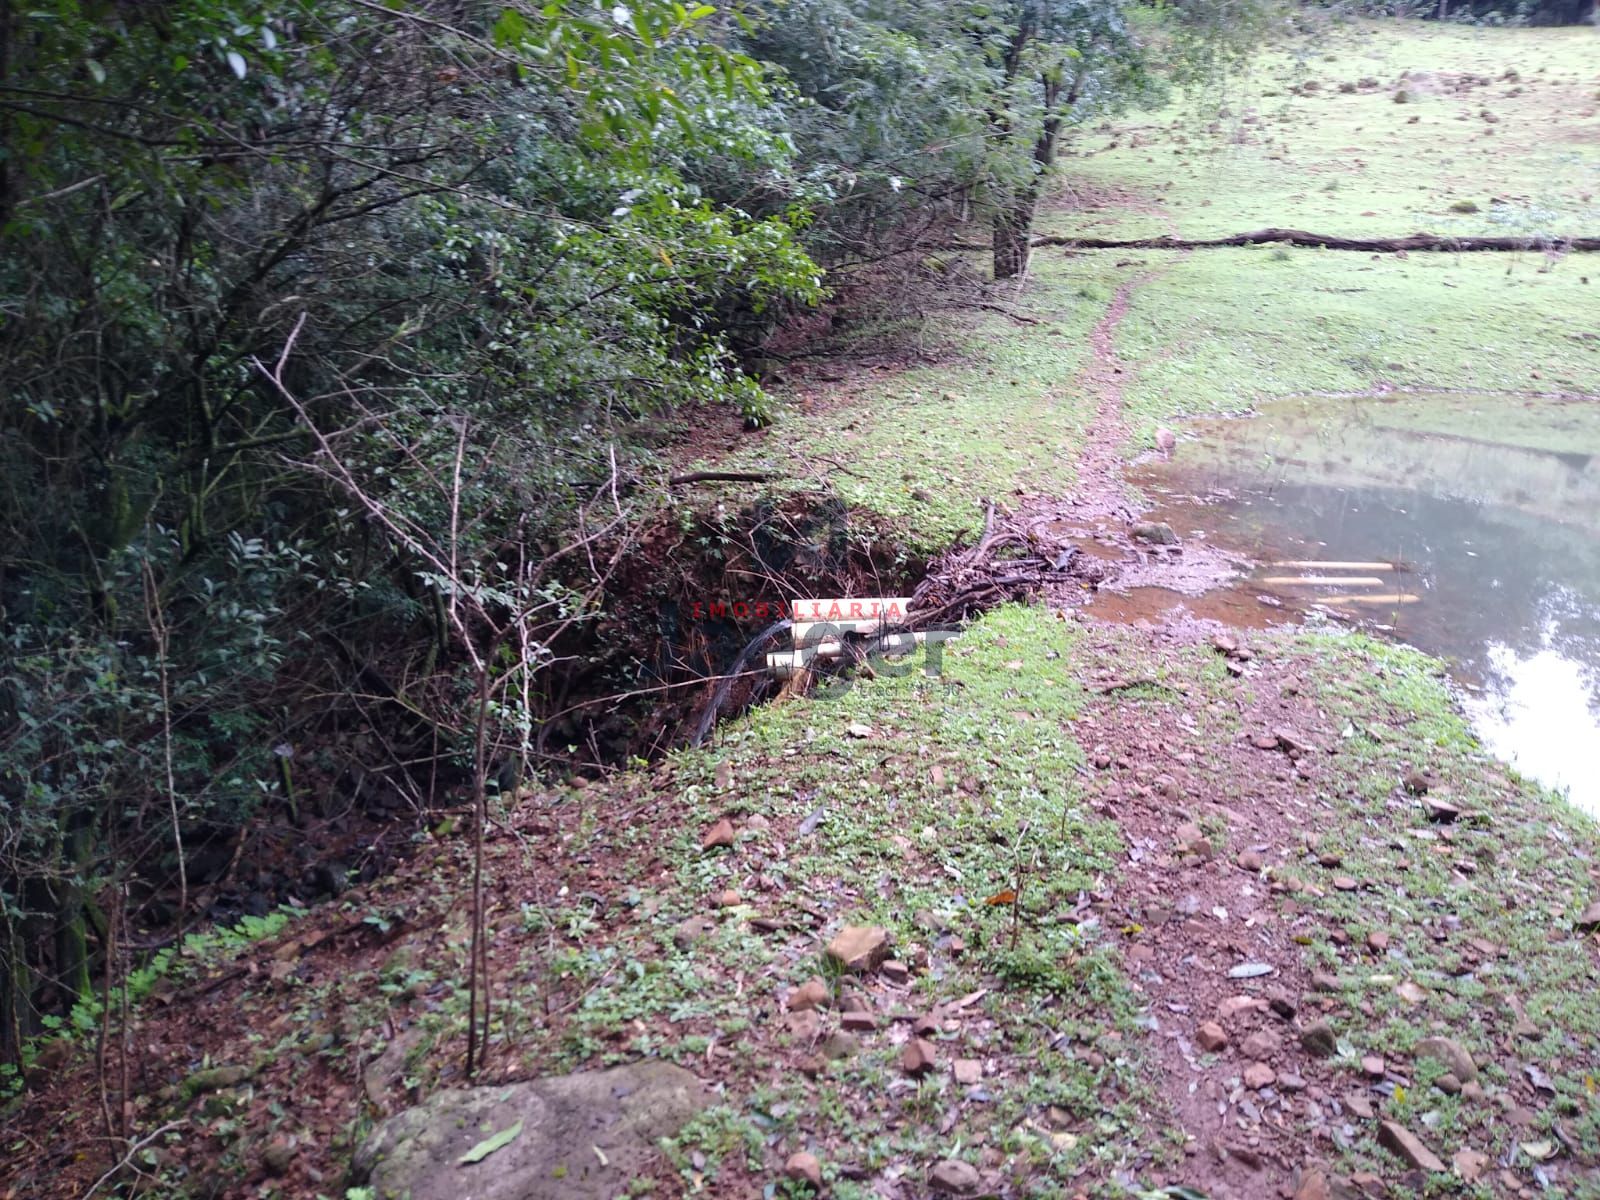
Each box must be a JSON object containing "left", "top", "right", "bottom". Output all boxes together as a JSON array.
[
  {"left": 993, "top": 197, "right": 1037, "bottom": 280},
  {"left": 54, "top": 815, "right": 95, "bottom": 1007}
]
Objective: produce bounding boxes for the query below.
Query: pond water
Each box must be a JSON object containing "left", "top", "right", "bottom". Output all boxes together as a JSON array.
[{"left": 1134, "top": 391, "right": 1600, "bottom": 815}]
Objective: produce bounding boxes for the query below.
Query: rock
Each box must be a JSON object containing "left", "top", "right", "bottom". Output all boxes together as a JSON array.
[
  {"left": 1300, "top": 1019, "right": 1338, "bottom": 1058},
  {"left": 1361, "top": 1054, "right": 1386, "bottom": 1079},
  {"left": 1415, "top": 1036, "right": 1477, "bottom": 1084},
  {"left": 1402, "top": 770, "right": 1430, "bottom": 795},
  {"left": 900, "top": 1038, "right": 938, "bottom": 1077},
  {"left": 1345, "top": 1092, "right": 1375, "bottom": 1120},
  {"left": 671, "top": 916, "right": 714, "bottom": 950},
  {"left": 1237, "top": 849, "right": 1265, "bottom": 872},
  {"left": 953, "top": 1058, "right": 983, "bottom": 1085},
  {"left": 839, "top": 1009, "right": 877, "bottom": 1032},
  {"left": 260, "top": 1140, "right": 294, "bottom": 1177},
  {"left": 1155, "top": 427, "right": 1177, "bottom": 455},
  {"left": 1377, "top": 1120, "right": 1446, "bottom": 1173},
  {"left": 1435, "top": 1073, "right": 1461, "bottom": 1095},
  {"left": 787, "top": 979, "right": 829, "bottom": 1012},
  {"left": 1423, "top": 796, "right": 1461, "bottom": 823},
  {"left": 350, "top": 1061, "right": 711, "bottom": 1200},
  {"left": 820, "top": 1032, "right": 859, "bottom": 1061},
  {"left": 880, "top": 960, "right": 911, "bottom": 984},
  {"left": 1311, "top": 972, "right": 1344, "bottom": 994},
  {"left": 1218, "top": 995, "right": 1265, "bottom": 1021},
  {"left": 929, "top": 1159, "right": 981, "bottom": 1195},
  {"left": 1268, "top": 989, "right": 1297, "bottom": 1019},
  {"left": 1460, "top": 1080, "right": 1485, "bottom": 1103},
  {"left": 712, "top": 888, "right": 741, "bottom": 908},
  {"left": 826, "top": 925, "right": 890, "bottom": 974},
  {"left": 1366, "top": 931, "right": 1389, "bottom": 953},
  {"left": 785, "top": 1010, "right": 821, "bottom": 1039},
  {"left": 701, "top": 818, "right": 736, "bottom": 849},
  {"left": 1279, "top": 1072, "right": 1307, "bottom": 1092},
  {"left": 1244, "top": 1062, "right": 1277, "bottom": 1090},
  {"left": 1333, "top": 876, "right": 1359, "bottom": 892},
  {"left": 1452, "top": 1147, "right": 1489, "bottom": 1182},
  {"left": 714, "top": 760, "right": 733, "bottom": 790},
  {"left": 1576, "top": 899, "right": 1600, "bottom": 932},
  {"left": 1294, "top": 1168, "right": 1354, "bottom": 1200},
  {"left": 183, "top": 1064, "right": 253, "bottom": 1097},
  {"left": 1197, "top": 1022, "right": 1229, "bottom": 1052},
  {"left": 1132, "top": 521, "right": 1180, "bottom": 546},
  {"left": 784, "top": 1151, "right": 822, "bottom": 1191},
  {"left": 1241, "top": 1030, "right": 1281, "bottom": 1060}
]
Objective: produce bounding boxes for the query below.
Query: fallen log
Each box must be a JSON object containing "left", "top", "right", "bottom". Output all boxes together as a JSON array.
[{"left": 944, "top": 228, "right": 1600, "bottom": 253}]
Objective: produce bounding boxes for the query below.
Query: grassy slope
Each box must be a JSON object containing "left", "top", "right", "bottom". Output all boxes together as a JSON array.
[{"left": 1043, "top": 19, "right": 1600, "bottom": 242}]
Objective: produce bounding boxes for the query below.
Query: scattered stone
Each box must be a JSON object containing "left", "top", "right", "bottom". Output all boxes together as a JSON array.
[
  {"left": 1395, "top": 981, "right": 1427, "bottom": 1005},
  {"left": 913, "top": 1012, "right": 941, "bottom": 1038},
  {"left": 350, "top": 1061, "right": 711, "bottom": 1200},
  {"left": 880, "top": 959, "right": 911, "bottom": 985},
  {"left": 701, "top": 818, "right": 736, "bottom": 849},
  {"left": 1311, "top": 972, "right": 1344, "bottom": 994},
  {"left": 785, "top": 1010, "right": 821, "bottom": 1039},
  {"left": 1452, "top": 1147, "right": 1489, "bottom": 1183},
  {"left": 1423, "top": 796, "right": 1461, "bottom": 823},
  {"left": 1132, "top": 521, "right": 1180, "bottom": 546},
  {"left": 1293, "top": 1168, "right": 1335, "bottom": 1200},
  {"left": 1345, "top": 1092, "right": 1375, "bottom": 1120},
  {"left": 820, "top": 1032, "right": 859, "bottom": 1061},
  {"left": 183, "top": 1064, "right": 253, "bottom": 1097},
  {"left": 839, "top": 1010, "right": 877, "bottom": 1032},
  {"left": 1237, "top": 849, "right": 1265, "bottom": 872},
  {"left": 1197, "top": 1022, "right": 1229, "bottom": 1052},
  {"left": 714, "top": 760, "right": 733, "bottom": 790},
  {"left": 1576, "top": 899, "right": 1600, "bottom": 932},
  {"left": 1366, "top": 931, "right": 1390, "bottom": 953},
  {"left": 1268, "top": 989, "right": 1297, "bottom": 1019},
  {"left": 1219, "top": 995, "right": 1264, "bottom": 1021},
  {"left": 1301, "top": 1020, "right": 1338, "bottom": 1058},
  {"left": 900, "top": 1038, "right": 938, "bottom": 1077},
  {"left": 1279, "top": 1072, "right": 1307, "bottom": 1092},
  {"left": 261, "top": 1141, "right": 294, "bottom": 1177},
  {"left": 712, "top": 888, "right": 741, "bottom": 908},
  {"left": 1362, "top": 1055, "right": 1386, "bottom": 1079},
  {"left": 1415, "top": 1036, "right": 1477, "bottom": 1084},
  {"left": 1377, "top": 1120, "right": 1446, "bottom": 1173},
  {"left": 953, "top": 1059, "right": 983, "bottom": 1085},
  {"left": 1436, "top": 1073, "right": 1461, "bottom": 1095},
  {"left": 826, "top": 925, "right": 890, "bottom": 974},
  {"left": 1241, "top": 1030, "right": 1281, "bottom": 1060},
  {"left": 1333, "top": 876, "right": 1359, "bottom": 892},
  {"left": 672, "top": 916, "right": 714, "bottom": 950},
  {"left": 1460, "top": 1080, "right": 1485, "bottom": 1103},
  {"left": 929, "top": 1160, "right": 981, "bottom": 1195},
  {"left": 787, "top": 979, "right": 829, "bottom": 1012},
  {"left": 1402, "top": 770, "right": 1430, "bottom": 795},
  {"left": 1244, "top": 1062, "right": 1277, "bottom": 1090},
  {"left": 784, "top": 1151, "right": 822, "bottom": 1191}
]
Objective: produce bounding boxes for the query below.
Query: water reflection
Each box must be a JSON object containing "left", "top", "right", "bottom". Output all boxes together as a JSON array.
[{"left": 1137, "top": 393, "right": 1600, "bottom": 813}]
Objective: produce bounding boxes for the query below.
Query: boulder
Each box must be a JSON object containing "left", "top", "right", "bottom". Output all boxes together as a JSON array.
[
  {"left": 350, "top": 1060, "right": 710, "bottom": 1200},
  {"left": 1415, "top": 1036, "right": 1477, "bottom": 1084}
]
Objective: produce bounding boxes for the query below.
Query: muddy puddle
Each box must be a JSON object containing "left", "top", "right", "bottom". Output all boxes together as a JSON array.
[{"left": 1132, "top": 391, "right": 1600, "bottom": 815}]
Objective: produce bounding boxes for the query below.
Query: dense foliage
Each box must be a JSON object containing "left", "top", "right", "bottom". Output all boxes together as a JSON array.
[{"left": 0, "top": 0, "right": 1262, "bottom": 1064}]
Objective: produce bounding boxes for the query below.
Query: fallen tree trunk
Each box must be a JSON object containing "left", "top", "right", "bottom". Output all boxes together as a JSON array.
[{"left": 947, "top": 228, "right": 1600, "bottom": 253}]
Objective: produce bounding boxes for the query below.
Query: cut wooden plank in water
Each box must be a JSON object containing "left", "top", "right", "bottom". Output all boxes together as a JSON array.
[
  {"left": 1317, "top": 593, "right": 1421, "bottom": 606},
  {"left": 1261, "top": 576, "right": 1388, "bottom": 587},
  {"left": 1272, "top": 561, "right": 1396, "bottom": 571}
]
